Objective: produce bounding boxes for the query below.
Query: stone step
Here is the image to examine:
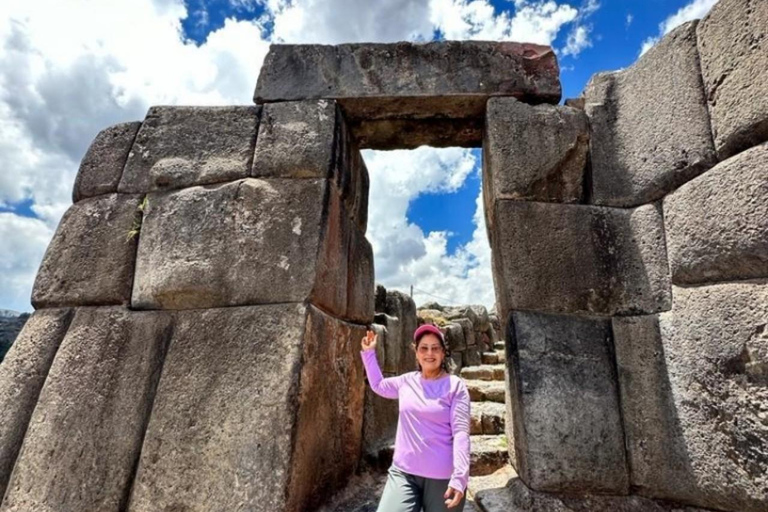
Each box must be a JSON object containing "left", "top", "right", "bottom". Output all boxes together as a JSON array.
[
  {"left": 468, "top": 464, "right": 516, "bottom": 498},
  {"left": 465, "top": 380, "right": 506, "bottom": 404},
  {"left": 470, "top": 402, "right": 506, "bottom": 435},
  {"left": 493, "top": 341, "right": 505, "bottom": 351},
  {"left": 470, "top": 435, "right": 509, "bottom": 476},
  {"left": 461, "top": 364, "right": 505, "bottom": 381},
  {"left": 481, "top": 351, "right": 503, "bottom": 364}
]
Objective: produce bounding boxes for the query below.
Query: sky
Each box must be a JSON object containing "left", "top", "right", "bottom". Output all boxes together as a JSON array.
[{"left": 0, "top": 0, "right": 720, "bottom": 312}]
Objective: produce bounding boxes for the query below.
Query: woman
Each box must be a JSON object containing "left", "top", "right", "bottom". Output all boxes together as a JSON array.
[{"left": 360, "top": 323, "right": 471, "bottom": 512}]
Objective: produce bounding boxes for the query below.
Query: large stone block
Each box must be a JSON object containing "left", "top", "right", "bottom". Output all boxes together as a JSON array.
[
  {"left": 128, "top": 303, "right": 365, "bottom": 512},
  {"left": 375, "top": 313, "right": 404, "bottom": 374},
  {"left": 0, "top": 308, "right": 73, "bottom": 500},
  {"left": 254, "top": 100, "right": 370, "bottom": 233},
  {"left": 492, "top": 200, "right": 671, "bottom": 317},
  {"left": 507, "top": 311, "right": 629, "bottom": 494},
  {"left": 73, "top": 122, "right": 141, "bottom": 202},
  {"left": 584, "top": 22, "right": 716, "bottom": 206},
  {"left": 483, "top": 98, "right": 588, "bottom": 230},
  {"left": 255, "top": 41, "right": 561, "bottom": 149},
  {"left": 697, "top": 0, "right": 768, "bottom": 159},
  {"left": 119, "top": 106, "right": 260, "bottom": 193},
  {"left": 475, "top": 474, "right": 716, "bottom": 512},
  {"left": 0, "top": 307, "right": 172, "bottom": 512},
  {"left": 288, "top": 305, "right": 366, "bottom": 511},
  {"left": 133, "top": 178, "right": 350, "bottom": 317},
  {"left": 664, "top": 142, "right": 768, "bottom": 284},
  {"left": 362, "top": 324, "right": 399, "bottom": 455},
  {"left": 613, "top": 281, "right": 768, "bottom": 512},
  {"left": 32, "top": 193, "right": 142, "bottom": 308},
  {"left": 347, "top": 224, "right": 374, "bottom": 324}
]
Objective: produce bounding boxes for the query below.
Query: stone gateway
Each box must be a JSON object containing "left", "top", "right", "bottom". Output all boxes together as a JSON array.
[{"left": 0, "top": 0, "right": 765, "bottom": 510}]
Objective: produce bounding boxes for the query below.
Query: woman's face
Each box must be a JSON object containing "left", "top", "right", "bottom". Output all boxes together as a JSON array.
[{"left": 415, "top": 333, "right": 445, "bottom": 373}]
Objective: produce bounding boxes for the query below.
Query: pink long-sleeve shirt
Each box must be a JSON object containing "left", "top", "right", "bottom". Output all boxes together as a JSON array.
[{"left": 360, "top": 349, "right": 471, "bottom": 492}]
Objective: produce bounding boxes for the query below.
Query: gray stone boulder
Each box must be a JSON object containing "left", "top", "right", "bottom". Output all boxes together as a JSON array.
[
  {"left": 492, "top": 200, "right": 671, "bottom": 317},
  {"left": 32, "top": 193, "right": 142, "bottom": 308},
  {"left": 132, "top": 178, "right": 369, "bottom": 322},
  {"left": 347, "top": 224, "right": 375, "bottom": 324},
  {"left": 119, "top": 106, "right": 260, "bottom": 194},
  {"left": 697, "top": 0, "right": 768, "bottom": 159},
  {"left": 484, "top": 98, "right": 588, "bottom": 231},
  {"left": 128, "top": 303, "right": 365, "bottom": 512},
  {"left": 443, "top": 323, "right": 466, "bottom": 352},
  {"left": 507, "top": 311, "right": 628, "bottom": 494},
  {"left": 463, "top": 346, "right": 482, "bottom": 367},
  {"left": 475, "top": 475, "right": 716, "bottom": 512},
  {"left": 253, "top": 100, "right": 369, "bottom": 233},
  {"left": 0, "top": 308, "right": 73, "bottom": 500},
  {"left": 1, "top": 307, "right": 172, "bottom": 512},
  {"left": 584, "top": 22, "right": 716, "bottom": 206},
  {"left": 73, "top": 122, "right": 141, "bottom": 202},
  {"left": 255, "top": 41, "right": 561, "bottom": 149},
  {"left": 613, "top": 281, "right": 768, "bottom": 512},
  {"left": 362, "top": 324, "right": 398, "bottom": 456},
  {"left": 374, "top": 313, "right": 404, "bottom": 374},
  {"left": 664, "top": 142, "right": 768, "bottom": 284},
  {"left": 456, "top": 317, "right": 476, "bottom": 347}
]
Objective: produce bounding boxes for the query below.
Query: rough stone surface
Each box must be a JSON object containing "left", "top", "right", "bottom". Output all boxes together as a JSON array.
[
  {"left": 697, "top": 0, "right": 768, "bottom": 159},
  {"left": 1, "top": 307, "right": 172, "bottom": 512},
  {"left": 484, "top": 98, "right": 588, "bottom": 230},
  {"left": 461, "top": 364, "right": 504, "bottom": 382},
  {"left": 73, "top": 122, "right": 141, "bottom": 202},
  {"left": 255, "top": 41, "right": 561, "bottom": 149},
  {"left": 375, "top": 313, "right": 404, "bottom": 375},
  {"left": 664, "top": 142, "right": 768, "bottom": 284},
  {"left": 32, "top": 193, "right": 141, "bottom": 308},
  {"left": 475, "top": 474, "right": 716, "bottom": 512},
  {"left": 507, "top": 311, "right": 628, "bottom": 494},
  {"left": 0, "top": 309, "right": 73, "bottom": 500},
  {"left": 470, "top": 401, "right": 506, "bottom": 435},
  {"left": 347, "top": 224, "right": 374, "bottom": 324},
  {"left": 119, "top": 106, "right": 260, "bottom": 193},
  {"left": 463, "top": 347, "right": 483, "bottom": 368},
  {"left": 466, "top": 380, "right": 505, "bottom": 403},
  {"left": 362, "top": 323, "right": 397, "bottom": 456},
  {"left": 444, "top": 323, "right": 467, "bottom": 352},
  {"left": 287, "top": 305, "right": 367, "bottom": 512},
  {"left": 584, "top": 22, "right": 716, "bottom": 207},
  {"left": 133, "top": 178, "right": 347, "bottom": 315},
  {"left": 129, "top": 304, "right": 364, "bottom": 512},
  {"left": 613, "top": 281, "right": 768, "bottom": 512},
  {"left": 253, "top": 100, "right": 337, "bottom": 179},
  {"left": 492, "top": 201, "right": 671, "bottom": 317},
  {"left": 471, "top": 435, "right": 510, "bottom": 476}
]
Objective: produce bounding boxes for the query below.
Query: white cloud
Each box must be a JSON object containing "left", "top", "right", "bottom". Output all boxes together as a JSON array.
[
  {"left": 562, "top": 24, "right": 592, "bottom": 57},
  {"left": 626, "top": 13, "right": 633, "bottom": 28},
  {"left": 640, "top": 0, "right": 718, "bottom": 56},
  {"left": 363, "top": 148, "right": 494, "bottom": 308},
  {"left": 0, "top": 214, "right": 53, "bottom": 313},
  {"left": 1, "top": 0, "right": 597, "bottom": 311}
]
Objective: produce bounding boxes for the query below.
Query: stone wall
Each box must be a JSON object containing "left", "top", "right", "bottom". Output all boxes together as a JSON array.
[
  {"left": 0, "top": 101, "right": 374, "bottom": 512},
  {"left": 0, "top": 1, "right": 765, "bottom": 510},
  {"left": 485, "top": 2, "right": 767, "bottom": 510},
  {"left": 416, "top": 303, "right": 497, "bottom": 372}
]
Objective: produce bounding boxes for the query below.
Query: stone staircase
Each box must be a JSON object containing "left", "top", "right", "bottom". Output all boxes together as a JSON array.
[{"left": 461, "top": 341, "right": 509, "bottom": 478}]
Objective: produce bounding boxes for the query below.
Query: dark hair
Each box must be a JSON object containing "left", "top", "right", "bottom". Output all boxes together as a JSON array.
[{"left": 413, "top": 326, "right": 453, "bottom": 374}]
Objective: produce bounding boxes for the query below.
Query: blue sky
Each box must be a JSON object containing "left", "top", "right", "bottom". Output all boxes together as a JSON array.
[{"left": 0, "top": 0, "right": 719, "bottom": 311}]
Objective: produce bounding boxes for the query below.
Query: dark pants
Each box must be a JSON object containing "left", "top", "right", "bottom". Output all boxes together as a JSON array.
[{"left": 377, "top": 466, "right": 466, "bottom": 512}]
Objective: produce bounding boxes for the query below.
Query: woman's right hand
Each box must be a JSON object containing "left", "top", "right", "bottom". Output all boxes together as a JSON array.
[{"left": 361, "top": 330, "right": 377, "bottom": 351}]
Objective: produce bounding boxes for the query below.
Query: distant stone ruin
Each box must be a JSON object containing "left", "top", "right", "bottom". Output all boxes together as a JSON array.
[{"left": 0, "top": 0, "right": 766, "bottom": 510}]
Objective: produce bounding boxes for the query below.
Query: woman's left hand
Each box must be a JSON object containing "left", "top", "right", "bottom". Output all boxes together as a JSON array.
[{"left": 443, "top": 486, "right": 464, "bottom": 508}]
